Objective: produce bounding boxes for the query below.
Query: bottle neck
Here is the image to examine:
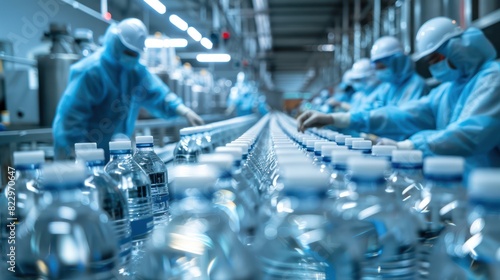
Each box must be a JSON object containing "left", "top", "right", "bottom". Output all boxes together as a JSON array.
[
  {"left": 15, "top": 166, "right": 41, "bottom": 180},
  {"left": 282, "top": 190, "right": 329, "bottom": 213},
  {"left": 86, "top": 161, "right": 106, "bottom": 173},
  {"left": 109, "top": 150, "right": 133, "bottom": 161},
  {"left": 136, "top": 144, "right": 154, "bottom": 153},
  {"left": 351, "top": 176, "right": 387, "bottom": 194}
]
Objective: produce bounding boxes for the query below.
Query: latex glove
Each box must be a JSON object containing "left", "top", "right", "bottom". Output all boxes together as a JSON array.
[
  {"left": 396, "top": 139, "right": 414, "bottom": 150},
  {"left": 176, "top": 105, "right": 205, "bottom": 126},
  {"left": 296, "top": 110, "right": 333, "bottom": 132},
  {"left": 376, "top": 137, "right": 398, "bottom": 146}
]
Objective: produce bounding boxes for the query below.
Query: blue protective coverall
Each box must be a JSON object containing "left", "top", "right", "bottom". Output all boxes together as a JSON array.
[
  {"left": 53, "top": 26, "right": 183, "bottom": 159},
  {"left": 350, "top": 28, "right": 500, "bottom": 172}
]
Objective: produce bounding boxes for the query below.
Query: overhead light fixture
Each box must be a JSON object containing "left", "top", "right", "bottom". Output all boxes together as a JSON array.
[
  {"left": 196, "top": 54, "right": 231, "bottom": 63},
  {"left": 145, "top": 38, "right": 188, "bottom": 48},
  {"left": 169, "top": 14, "right": 188, "bottom": 31},
  {"left": 200, "top": 38, "right": 213, "bottom": 49},
  {"left": 187, "top": 27, "right": 202, "bottom": 42},
  {"left": 144, "top": 0, "right": 166, "bottom": 14},
  {"left": 317, "top": 44, "right": 335, "bottom": 52}
]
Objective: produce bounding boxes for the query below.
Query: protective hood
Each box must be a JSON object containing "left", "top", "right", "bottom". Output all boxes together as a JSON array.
[
  {"left": 102, "top": 24, "right": 139, "bottom": 69},
  {"left": 383, "top": 53, "right": 415, "bottom": 85},
  {"left": 440, "top": 27, "right": 497, "bottom": 81}
]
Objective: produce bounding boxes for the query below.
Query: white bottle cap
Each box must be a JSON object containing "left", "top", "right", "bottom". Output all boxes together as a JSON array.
[
  {"left": 372, "top": 145, "right": 397, "bottom": 157},
  {"left": 76, "top": 149, "right": 105, "bottom": 162},
  {"left": 392, "top": 150, "right": 423, "bottom": 164},
  {"left": 424, "top": 156, "right": 465, "bottom": 177},
  {"left": 335, "top": 134, "right": 351, "bottom": 144},
  {"left": 307, "top": 139, "right": 324, "bottom": 149},
  {"left": 198, "top": 154, "right": 234, "bottom": 171},
  {"left": 42, "top": 162, "right": 87, "bottom": 187},
  {"left": 322, "top": 144, "right": 348, "bottom": 157},
  {"left": 171, "top": 165, "right": 218, "bottom": 190},
  {"left": 331, "top": 150, "right": 363, "bottom": 165},
  {"left": 315, "top": 142, "right": 335, "bottom": 152},
  {"left": 109, "top": 140, "right": 132, "bottom": 151},
  {"left": 352, "top": 140, "right": 372, "bottom": 150},
  {"left": 74, "top": 142, "right": 97, "bottom": 151},
  {"left": 347, "top": 158, "right": 390, "bottom": 178},
  {"left": 13, "top": 150, "right": 45, "bottom": 166},
  {"left": 345, "top": 137, "right": 364, "bottom": 147},
  {"left": 468, "top": 169, "right": 500, "bottom": 199},
  {"left": 279, "top": 165, "right": 330, "bottom": 190},
  {"left": 135, "top": 136, "right": 154, "bottom": 144},
  {"left": 215, "top": 147, "right": 243, "bottom": 160}
]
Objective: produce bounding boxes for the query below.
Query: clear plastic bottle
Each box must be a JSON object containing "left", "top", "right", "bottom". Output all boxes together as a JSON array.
[
  {"left": 328, "top": 150, "right": 363, "bottom": 198},
  {"left": 173, "top": 127, "right": 203, "bottom": 164},
  {"left": 255, "top": 164, "right": 332, "bottom": 279},
  {"left": 16, "top": 162, "right": 118, "bottom": 279},
  {"left": 387, "top": 150, "right": 425, "bottom": 209},
  {"left": 105, "top": 140, "right": 154, "bottom": 243},
  {"left": 133, "top": 136, "right": 170, "bottom": 226},
  {"left": 442, "top": 169, "right": 500, "bottom": 280},
  {"left": 136, "top": 164, "right": 259, "bottom": 280},
  {"left": 330, "top": 158, "right": 418, "bottom": 279},
  {"left": 77, "top": 149, "right": 132, "bottom": 274},
  {"left": 415, "top": 156, "right": 466, "bottom": 279},
  {"left": 0, "top": 151, "right": 45, "bottom": 271}
]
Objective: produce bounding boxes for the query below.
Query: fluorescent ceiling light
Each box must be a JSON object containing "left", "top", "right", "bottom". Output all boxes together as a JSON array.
[
  {"left": 200, "top": 38, "right": 213, "bottom": 49},
  {"left": 145, "top": 38, "right": 188, "bottom": 48},
  {"left": 196, "top": 54, "right": 231, "bottom": 63},
  {"left": 169, "top": 14, "right": 188, "bottom": 31},
  {"left": 187, "top": 27, "right": 202, "bottom": 42},
  {"left": 144, "top": 0, "right": 166, "bottom": 14},
  {"left": 317, "top": 44, "right": 335, "bottom": 52}
]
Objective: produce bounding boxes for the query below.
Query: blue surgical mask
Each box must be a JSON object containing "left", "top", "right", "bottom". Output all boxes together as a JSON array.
[
  {"left": 119, "top": 54, "right": 140, "bottom": 69},
  {"left": 375, "top": 68, "right": 393, "bottom": 83},
  {"left": 429, "top": 59, "right": 459, "bottom": 82}
]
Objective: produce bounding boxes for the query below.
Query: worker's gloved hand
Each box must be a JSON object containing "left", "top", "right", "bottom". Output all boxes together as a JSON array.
[
  {"left": 297, "top": 110, "right": 350, "bottom": 132},
  {"left": 376, "top": 137, "right": 398, "bottom": 146},
  {"left": 396, "top": 139, "right": 414, "bottom": 150},
  {"left": 176, "top": 105, "right": 205, "bottom": 126}
]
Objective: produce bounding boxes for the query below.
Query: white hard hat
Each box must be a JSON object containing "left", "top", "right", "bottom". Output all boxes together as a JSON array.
[
  {"left": 116, "top": 18, "right": 148, "bottom": 53},
  {"left": 350, "top": 58, "right": 374, "bottom": 79},
  {"left": 414, "top": 17, "right": 463, "bottom": 61},
  {"left": 370, "top": 36, "right": 403, "bottom": 62}
]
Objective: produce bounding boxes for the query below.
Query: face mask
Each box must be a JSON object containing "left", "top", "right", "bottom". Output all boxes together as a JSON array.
[
  {"left": 429, "top": 59, "right": 460, "bottom": 82},
  {"left": 375, "top": 68, "right": 393, "bottom": 83},
  {"left": 351, "top": 82, "right": 365, "bottom": 92},
  {"left": 119, "top": 53, "right": 140, "bottom": 69}
]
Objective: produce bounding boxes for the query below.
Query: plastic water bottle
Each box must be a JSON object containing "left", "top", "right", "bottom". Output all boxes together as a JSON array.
[
  {"left": 415, "top": 156, "right": 466, "bottom": 279},
  {"left": 330, "top": 158, "right": 418, "bottom": 279},
  {"left": 16, "top": 162, "right": 118, "bottom": 279},
  {"left": 0, "top": 151, "right": 45, "bottom": 272},
  {"left": 255, "top": 164, "right": 332, "bottom": 279},
  {"left": 77, "top": 149, "right": 132, "bottom": 273},
  {"left": 328, "top": 150, "right": 363, "bottom": 198},
  {"left": 335, "top": 134, "right": 351, "bottom": 146},
  {"left": 351, "top": 140, "right": 372, "bottom": 154},
  {"left": 136, "top": 164, "right": 259, "bottom": 280},
  {"left": 105, "top": 140, "right": 154, "bottom": 243},
  {"left": 371, "top": 145, "right": 397, "bottom": 160},
  {"left": 442, "top": 169, "right": 500, "bottom": 280},
  {"left": 199, "top": 125, "right": 215, "bottom": 154},
  {"left": 173, "top": 127, "right": 202, "bottom": 164},
  {"left": 313, "top": 141, "right": 335, "bottom": 164},
  {"left": 133, "top": 136, "right": 170, "bottom": 226},
  {"left": 388, "top": 150, "right": 424, "bottom": 208},
  {"left": 345, "top": 137, "right": 364, "bottom": 150},
  {"left": 199, "top": 153, "right": 258, "bottom": 245}
]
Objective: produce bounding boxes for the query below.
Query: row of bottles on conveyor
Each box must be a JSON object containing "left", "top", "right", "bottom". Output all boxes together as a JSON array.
[{"left": 1, "top": 112, "right": 500, "bottom": 279}]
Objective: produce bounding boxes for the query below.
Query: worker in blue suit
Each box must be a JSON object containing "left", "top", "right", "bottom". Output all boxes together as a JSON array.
[
  {"left": 297, "top": 17, "right": 500, "bottom": 172},
  {"left": 360, "top": 36, "right": 428, "bottom": 112},
  {"left": 53, "top": 18, "right": 204, "bottom": 160}
]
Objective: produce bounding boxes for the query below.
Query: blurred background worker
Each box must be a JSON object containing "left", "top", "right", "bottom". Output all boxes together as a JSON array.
[
  {"left": 328, "top": 70, "right": 355, "bottom": 112},
  {"left": 226, "top": 71, "right": 258, "bottom": 116},
  {"left": 297, "top": 17, "right": 500, "bottom": 173},
  {"left": 364, "top": 36, "right": 429, "bottom": 111},
  {"left": 52, "top": 18, "right": 204, "bottom": 160},
  {"left": 335, "top": 58, "right": 381, "bottom": 113}
]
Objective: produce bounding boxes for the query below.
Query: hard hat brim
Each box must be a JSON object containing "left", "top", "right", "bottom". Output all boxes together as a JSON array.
[{"left": 413, "top": 30, "right": 463, "bottom": 61}]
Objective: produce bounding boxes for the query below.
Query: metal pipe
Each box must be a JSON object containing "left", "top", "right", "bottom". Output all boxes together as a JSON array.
[
  {"left": 401, "top": 0, "right": 411, "bottom": 53},
  {"left": 462, "top": 0, "right": 472, "bottom": 27},
  {"left": 373, "top": 0, "right": 381, "bottom": 39},
  {"left": 342, "top": 0, "right": 350, "bottom": 72},
  {"left": 354, "top": 0, "right": 361, "bottom": 61}
]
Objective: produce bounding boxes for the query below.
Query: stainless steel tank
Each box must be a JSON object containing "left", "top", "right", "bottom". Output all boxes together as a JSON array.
[{"left": 37, "top": 53, "right": 79, "bottom": 127}]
